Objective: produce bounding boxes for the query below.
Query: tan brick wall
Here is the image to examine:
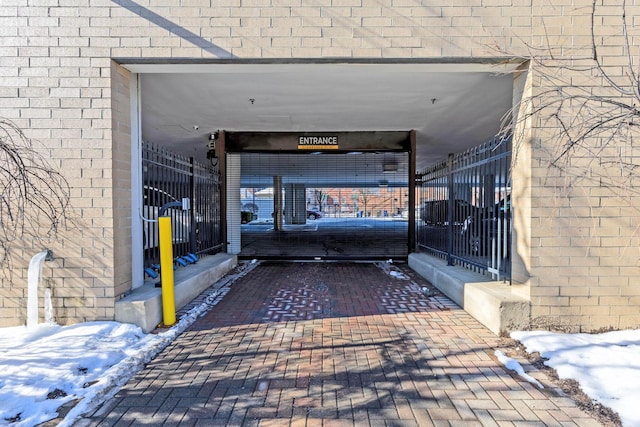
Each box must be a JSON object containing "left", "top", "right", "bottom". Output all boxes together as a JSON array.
[
  {"left": 0, "top": 0, "right": 639, "bottom": 330},
  {"left": 523, "top": 1, "right": 640, "bottom": 329}
]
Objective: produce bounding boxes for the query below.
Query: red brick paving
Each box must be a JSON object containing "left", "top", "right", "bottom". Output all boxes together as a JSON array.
[{"left": 83, "top": 262, "right": 602, "bottom": 427}]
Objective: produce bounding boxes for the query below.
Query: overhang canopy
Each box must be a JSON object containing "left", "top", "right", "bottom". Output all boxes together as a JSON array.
[{"left": 130, "top": 61, "right": 520, "bottom": 186}]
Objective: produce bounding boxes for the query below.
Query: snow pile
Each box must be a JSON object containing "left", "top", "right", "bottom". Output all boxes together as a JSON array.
[
  {"left": 512, "top": 329, "right": 640, "bottom": 427},
  {"left": 494, "top": 350, "right": 543, "bottom": 389},
  {"left": 389, "top": 270, "right": 409, "bottom": 280},
  {"left": 0, "top": 307, "right": 220, "bottom": 427},
  {"left": 0, "top": 322, "right": 161, "bottom": 427}
]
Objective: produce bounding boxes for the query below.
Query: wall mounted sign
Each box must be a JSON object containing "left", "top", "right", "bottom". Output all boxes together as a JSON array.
[
  {"left": 297, "top": 136, "right": 339, "bottom": 150},
  {"left": 225, "top": 131, "right": 410, "bottom": 152}
]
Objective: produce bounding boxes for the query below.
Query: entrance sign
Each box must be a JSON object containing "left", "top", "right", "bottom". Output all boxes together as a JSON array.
[
  {"left": 225, "top": 131, "right": 411, "bottom": 152},
  {"left": 297, "top": 136, "right": 339, "bottom": 150}
]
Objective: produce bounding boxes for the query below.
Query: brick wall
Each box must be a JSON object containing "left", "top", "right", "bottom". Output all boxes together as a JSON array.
[
  {"left": 522, "top": 2, "right": 640, "bottom": 330},
  {"left": 1, "top": 0, "right": 639, "bottom": 330}
]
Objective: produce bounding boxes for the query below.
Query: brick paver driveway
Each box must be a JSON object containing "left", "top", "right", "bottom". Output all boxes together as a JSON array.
[{"left": 85, "top": 262, "right": 601, "bottom": 426}]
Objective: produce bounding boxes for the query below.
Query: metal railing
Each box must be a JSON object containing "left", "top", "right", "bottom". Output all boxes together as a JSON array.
[
  {"left": 416, "top": 138, "right": 512, "bottom": 280},
  {"left": 142, "top": 141, "right": 222, "bottom": 270}
]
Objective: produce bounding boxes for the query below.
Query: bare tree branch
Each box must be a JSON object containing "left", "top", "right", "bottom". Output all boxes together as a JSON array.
[
  {"left": 592, "top": 2, "right": 638, "bottom": 103},
  {"left": 314, "top": 189, "right": 324, "bottom": 212},
  {"left": 500, "top": 1, "right": 640, "bottom": 192},
  {"left": 0, "top": 119, "right": 70, "bottom": 268}
]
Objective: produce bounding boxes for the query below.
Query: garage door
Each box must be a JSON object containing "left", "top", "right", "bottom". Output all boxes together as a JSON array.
[{"left": 239, "top": 151, "right": 410, "bottom": 260}]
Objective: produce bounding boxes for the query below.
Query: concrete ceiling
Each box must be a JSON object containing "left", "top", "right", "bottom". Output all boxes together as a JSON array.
[{"left": 133, "top": 62, "right": 518, "bottom": 186}]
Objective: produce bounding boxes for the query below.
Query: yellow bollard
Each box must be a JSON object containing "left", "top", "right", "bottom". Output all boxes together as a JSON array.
[{"left": 158, "top": 216, "right": 176, "bottom": 326}]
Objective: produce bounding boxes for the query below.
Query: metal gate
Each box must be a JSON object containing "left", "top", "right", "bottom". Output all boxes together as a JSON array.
[
  {"left": 416, "top": 138, "right": 512, "bottom": 280},
  {"left": 142, "top": 141, "right": 223, "bottom": 271},
  {"left": 239, "top": 152, "right": 410, "bottom": 260}
]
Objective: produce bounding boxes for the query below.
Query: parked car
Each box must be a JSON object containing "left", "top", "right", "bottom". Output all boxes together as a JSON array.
[
  {"left": 421, "top": 199, "right": 478, "bottom": 225},
  {"left": 307, "top": 209, "right": 322, "bottom": 220},
  {"left": 241, "top": 211, "right": 257, "bottom": 224},
  {"left": 461, "top": 196, "right": 511, "bottom": 257},
  {"left": 142, "top": 186, "right": 200, "bottom": 250},
  {"left": 271, "top": 209, "right": 323, "bottom": 220}
]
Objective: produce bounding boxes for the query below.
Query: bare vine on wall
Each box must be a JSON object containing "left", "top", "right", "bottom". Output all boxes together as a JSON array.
[
  {"left": 498, "top": 0, "right": 640, "bottom": 193},
  {"left": 0, "top": 118, "right": 70, "bottom": 269}
]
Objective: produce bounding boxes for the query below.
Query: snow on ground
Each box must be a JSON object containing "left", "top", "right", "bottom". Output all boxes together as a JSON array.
[
  {"left": 510, "top": 329, "right": 640, "bottom": 427},
  {"left": 0, "top": 278, "right": 231, "bottom": 427},
  {"left": 494, "top": 350, "right": 544, "bottom": 389},
  {"left": 388, "top": 270, "right": 408, "bottom": 280},
  {"left": 1, "top": 313, "right": 639, "bottom": 426},
  {"left": 0, "top": 322, "right": 159, "bottom": 427}
]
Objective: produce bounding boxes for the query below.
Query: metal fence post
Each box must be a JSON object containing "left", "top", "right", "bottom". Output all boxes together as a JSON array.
[
  {"left": 189, "top": 157, "right": 197, "bottom": 254},
  {"left": 447, "top": 153, "right": 454, "bottom": 266}
]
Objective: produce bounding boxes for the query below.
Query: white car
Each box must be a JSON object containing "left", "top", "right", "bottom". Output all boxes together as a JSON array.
[{"left": 142, "top": 186, "right": 197, "bottom": 250}]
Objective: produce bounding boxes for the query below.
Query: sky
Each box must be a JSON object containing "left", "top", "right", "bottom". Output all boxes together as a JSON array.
[{"left": 1, "top": 301, "right": 639, "bottom": 426}]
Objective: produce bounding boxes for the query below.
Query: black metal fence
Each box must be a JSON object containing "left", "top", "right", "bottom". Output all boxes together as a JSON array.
[
  {"left": 142, "top": 141, "right": 223, "bottom": 270},
  {"left": 416, "top": 138, "right": 512, "bottom": 280}
]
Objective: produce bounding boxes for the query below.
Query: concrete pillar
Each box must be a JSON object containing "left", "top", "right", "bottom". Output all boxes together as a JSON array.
[
  {"left": 273, "top": 176, "right": 283, "bottom": 231},
  {"left": 510, "top": 64, "right": 532, "bottom": 294},
  {"left": 284, "top": 184, "right": 293, "bottom": 225},
  {"left": 129, "top": 71, "right": 144, "bottom": 289},
  {"left": 226, "top": 154, "right": 241, "bottom": 254},
  {"left": 285, "top": 184, "right": 307, "bottom": 224}
]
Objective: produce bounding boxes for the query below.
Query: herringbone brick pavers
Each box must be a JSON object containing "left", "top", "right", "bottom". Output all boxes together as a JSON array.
[{"left": 83, "top": 262, "right": 602, "bottom": 426}]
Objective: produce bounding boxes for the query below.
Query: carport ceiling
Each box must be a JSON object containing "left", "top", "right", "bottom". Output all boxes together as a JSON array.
[{"left": 134, "top": 62, "right": 519, "bottom": 181}]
